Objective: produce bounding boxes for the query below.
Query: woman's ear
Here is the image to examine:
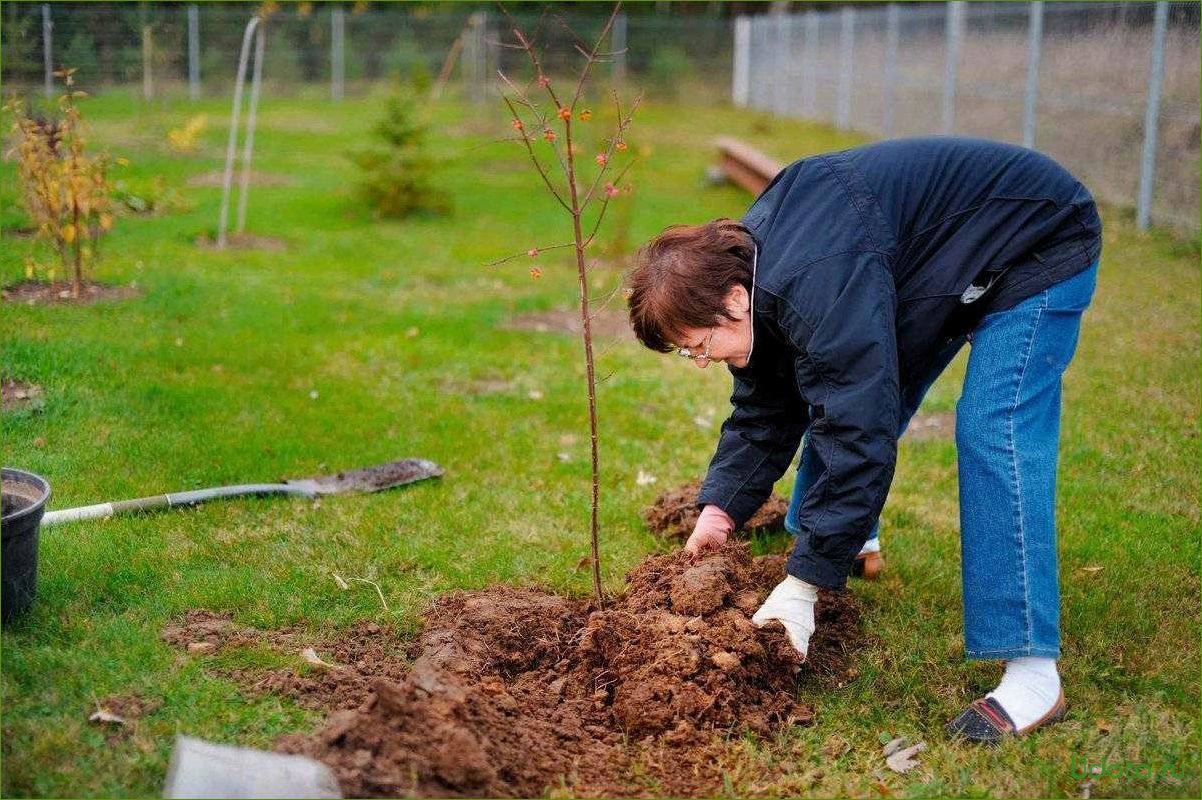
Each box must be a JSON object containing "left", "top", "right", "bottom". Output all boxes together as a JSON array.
[{"left": 724, "top": 285, "right": 750, "bottom": 320}]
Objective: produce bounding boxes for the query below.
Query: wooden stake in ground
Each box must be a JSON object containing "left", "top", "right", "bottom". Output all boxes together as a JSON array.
[{"left": 494, "top": 3, "right": 638, "bottom": 604}]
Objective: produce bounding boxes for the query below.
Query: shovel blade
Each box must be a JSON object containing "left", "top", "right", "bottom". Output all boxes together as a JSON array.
[
  {"left": 164, "top": 735, "right": 341, "bottom": 798},
  {"left": 294, "top": 458, "right": 443, "bottom": 495}
]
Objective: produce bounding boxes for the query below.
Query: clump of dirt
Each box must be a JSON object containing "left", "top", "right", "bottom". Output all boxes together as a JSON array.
[
  {"left": 270, "top": 544, "right": 860, "bottom": 797},
  {"left": 93, "top": 692, "right": 163, "bottom": 720},
  {"left": 644, "top": 480, "right": 789, "bottom": 541},
  {"left": 2, "top": 379, "right": 43, "bottom": 413},
  {"left": 1, "top": 280, "right": 141, "bottom": 306},
  {"left": 503, "top": 308, "right": 633, "bottom": 340}
]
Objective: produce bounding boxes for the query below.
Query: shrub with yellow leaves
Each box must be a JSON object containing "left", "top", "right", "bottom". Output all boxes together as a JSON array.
[
  {"left": 167, "top": 114, "right": 208, "bottom": 153},
  {"left": 3, "top": 68, "right": 121, "bottom": 299}
]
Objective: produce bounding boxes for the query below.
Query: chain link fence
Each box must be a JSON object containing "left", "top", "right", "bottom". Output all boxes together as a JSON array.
[
  {"left": 0, "top": 2, "right": 736, "bottom": 103},
  {"left": 735, "top": 1, "right": 1200, "bottom": 234},
  {"left": 3, "top": 2, "right": 1197, "bottom": 234}
]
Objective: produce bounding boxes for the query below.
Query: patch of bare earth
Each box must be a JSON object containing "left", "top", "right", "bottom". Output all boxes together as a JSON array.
[
  {"left": 165, "top": 544, "right": 861, "bottom": 797},
  {"left": 1, "top": 280, "right": 141, "bottom": 306},
  {"left": 160, "top": 612, "right": 410, "bottom": 712},
  {"left": 645, "top": 480, "right": 789, "bottom": 541},
  {"left": 905, "top": 411, "right": 956, "bottom": 441},
  {"left": 503, "top": 308, "right": 632, "bottom": 340},
  {"left": 185, "top": 169, "right": 295, "bottom": 188},
  {"left": 195, "top": 232, "right": 288, "bottom": 252},
  {"left": 87, "top": 692, "right": 164, "bottom": 743},
  {"left": 2, "top": 379, "right": 43, "bottom": 412}
]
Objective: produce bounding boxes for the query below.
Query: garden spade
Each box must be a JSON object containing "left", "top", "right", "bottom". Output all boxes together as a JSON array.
[
  {"left": 39, "top": 458, "right": 442, "bottom": 526},
  {"left": 164, "top": 735, "right": 341, "bottom": 798}
]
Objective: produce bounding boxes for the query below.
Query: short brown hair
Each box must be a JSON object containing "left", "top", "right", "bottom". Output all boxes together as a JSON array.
[{"left": 626, "top": 218, "right": 755, "bottom": 352}]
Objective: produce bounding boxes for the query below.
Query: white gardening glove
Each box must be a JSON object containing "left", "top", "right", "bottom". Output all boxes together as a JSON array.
[
  {"left": 684, "top": 504, "right": 734, "bottom": 557},
  {"left": 751, "top": 575, "right": 818, "bottom": 659}
]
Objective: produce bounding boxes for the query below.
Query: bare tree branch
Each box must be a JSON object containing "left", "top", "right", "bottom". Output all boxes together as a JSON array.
[
  {"left": 501, "top": 93, "right": 571, "bottom": 212},
  {"left": 484, "top": 240, "right": 577, "bottom": 268},
  {"left": 569, "top": 4, "right": 622, "bottom": 111}
]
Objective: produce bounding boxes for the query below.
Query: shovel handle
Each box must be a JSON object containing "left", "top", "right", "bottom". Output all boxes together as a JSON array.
[{"left": 40, "top": 484, "right": 315, "bottom": 526}]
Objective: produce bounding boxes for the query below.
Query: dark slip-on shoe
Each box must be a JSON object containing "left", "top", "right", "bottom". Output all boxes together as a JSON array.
[
  {"left": 945, "top": 689, "right": 1068, "bottom": 744},
  {"left": 850, "top": 550, "right": 883, "bottom": 580}
]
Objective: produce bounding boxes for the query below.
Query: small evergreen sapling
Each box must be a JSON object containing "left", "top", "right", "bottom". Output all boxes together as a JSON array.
[{"left": 348, "top": 90, "right": 447, "bottom": 219}]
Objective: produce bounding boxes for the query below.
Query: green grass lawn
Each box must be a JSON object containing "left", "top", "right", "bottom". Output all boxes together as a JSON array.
[{"left": 2, "top": 86, "right": 1198, "bottom": 798}]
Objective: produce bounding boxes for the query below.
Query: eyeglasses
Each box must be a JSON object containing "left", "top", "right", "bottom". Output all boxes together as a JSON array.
[{"left": 676, "top": 327, "right": 715, "bottom": 364}]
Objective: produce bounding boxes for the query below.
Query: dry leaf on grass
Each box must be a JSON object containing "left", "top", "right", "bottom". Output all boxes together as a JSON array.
[
  {"left": 88, "top": 709, "right": 125, "bottom": 725},
  {"left": 883, "top": 739, "right": 925, "bottom": 773},
  {"left": 300, "top": 647, "right": 338, "bottom": 670},
  {"left": 1080, "top": 565, "right": 1104, "bottom": 574}
]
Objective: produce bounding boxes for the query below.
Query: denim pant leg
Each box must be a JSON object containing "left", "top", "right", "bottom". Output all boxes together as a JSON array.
[
  {"left": 785, "top": 336, "right": 966, "bottom": 542},
  {"left": 956, "top": 261, "right": 1098, "bottom": 660}
]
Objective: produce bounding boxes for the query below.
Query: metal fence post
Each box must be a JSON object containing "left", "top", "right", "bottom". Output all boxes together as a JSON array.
[
  {"left": 732, "top": 16, "right": 750, "bottom": 107},
  {"left": 772, "top": 12, "right": 788, "bottom": 115},
  {"left": 613, "top": 12, "right": 628, "bottom": 84},
  {"left": 1137, "top": 1, "right": 1169, "bottom": 231},
  {"left": 464, "top": 12, "right": 487, "bottom": 105},
  {"left": 142, "top": 20, "right": 154, "bottom": 101},
  {"left": 331, "top": 4, "right": 345, "bottom": 102},
  {"left": 883, "top": 3, "right": 900, "bottom": 137},
  {"left": 1021, "top": 1, "right": 1044, "bottom": 148},
  {"left": 802, "top": 9, "right": 818, "bottom": 117},
  {"left": 942, "top": 0, "right": 964, "bottom": 134},
  {"left": 188, "top": 4, "right": 200, "bottom": 101},
  {"left": 837, "top": 7, "right": 855, "bottom": 130},
  {"left": 41, "top": 3, "right": 52, "bottom": 98}
]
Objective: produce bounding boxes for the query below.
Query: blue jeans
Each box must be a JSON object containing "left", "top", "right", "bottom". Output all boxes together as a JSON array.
[{"left": 786, "top": 260, "right": 1099, "bottom": 660}]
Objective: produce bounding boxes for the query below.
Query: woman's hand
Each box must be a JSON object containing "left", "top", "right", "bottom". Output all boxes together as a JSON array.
[{"left": 685, "top": 504, "right": 735, "bottom": 556}]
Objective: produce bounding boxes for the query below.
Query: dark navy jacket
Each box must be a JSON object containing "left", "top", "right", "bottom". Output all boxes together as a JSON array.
[{"left": 696, "top": 136, "right": 1103, "bottom": 590}]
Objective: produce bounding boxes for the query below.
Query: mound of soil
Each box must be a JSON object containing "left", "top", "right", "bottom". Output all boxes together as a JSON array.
[
  {"left": 644, "top": 481, "right": 789, "bottom": 540},
  {"left": 1, "top": 280, "right": 140, "bottom": 306},
  {"left": 271, "top": 544, "right": 860, "bottom": 797}
]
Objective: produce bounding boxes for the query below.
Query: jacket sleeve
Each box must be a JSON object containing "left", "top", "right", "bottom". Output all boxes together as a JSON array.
[
  {"left": 696, "top": 364, "right": 808, "bottom": 529},
  {"left": 781, "top": 251, "right": 901, "bottom": 590}
]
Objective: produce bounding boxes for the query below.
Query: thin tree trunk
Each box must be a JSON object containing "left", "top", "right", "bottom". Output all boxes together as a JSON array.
[
  {"left": 564, "top": 123, "right": 604, "bottom": 606},
  {"left": 71, "top": 197, "right": 82, "bottom": 297}
]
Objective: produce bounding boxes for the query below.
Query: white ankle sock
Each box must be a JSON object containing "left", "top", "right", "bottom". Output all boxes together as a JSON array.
[
  {"left": 858, "top": 537, "right": 881, "bottom": 555},
  {"left": 985, "top": 656, "right": 1061, "bottom": 730}
]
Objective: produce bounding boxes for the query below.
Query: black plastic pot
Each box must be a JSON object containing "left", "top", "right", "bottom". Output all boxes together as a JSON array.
[{"left": 2, "top": 467, "right": 51, "bottom": 623}]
